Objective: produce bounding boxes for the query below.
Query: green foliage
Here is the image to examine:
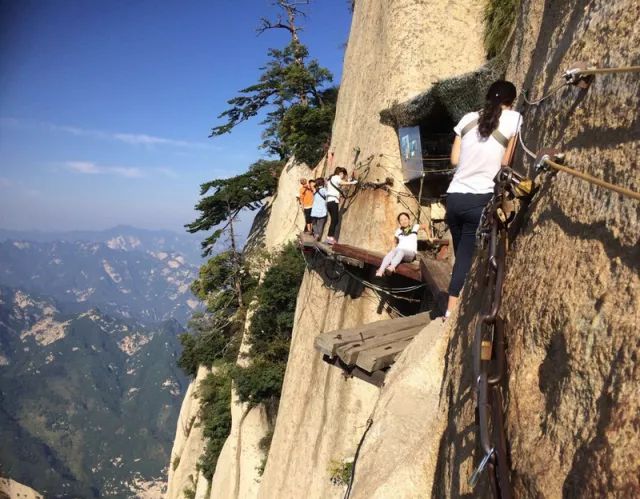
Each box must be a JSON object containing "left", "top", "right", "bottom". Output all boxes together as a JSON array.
[
  {"left": 232, "top": 359, "right": 287, "bottom": 406},
  {"left": 187, "top": 160, "right": 284, "bottom": 254},
  {"left": 191, "top": 250, "right": 257, "bottom": 312},
  {"left": 279, "top": 87, "right": 338, "bottom": 166},
  {"left": 177, "top": 315, "right": 239, "bottom": 377},
  {"left": 178, "top": 250, "right": 258, "bottom": 377},
  {"left": 231, "top": 242, "right": 305, "bottom": 407},
  {"left": 183, "top": 481, "right": 196, "bottom": 499},
  {"left": 211, "top": 40, "right": 333, "bottom": 159},
  {"left": 247, "top": 242, "right": 305, "bottom": 363},
  {"left": 172, "top": 455, "right": 181, "bottom": 471},
  {"left": 196, "top": 370, "right": 233, "bottom": 481},
  {"left": 328, "top": 459, "right": 354, "bottom": 486},
  {"left": 484, "top": 0, "right": 520, "bottom": 58}
]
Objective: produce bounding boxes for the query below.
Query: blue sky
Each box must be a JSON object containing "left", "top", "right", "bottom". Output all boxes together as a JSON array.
[{"left": 0, "top": 0, "right": 352, "bottom": 233}]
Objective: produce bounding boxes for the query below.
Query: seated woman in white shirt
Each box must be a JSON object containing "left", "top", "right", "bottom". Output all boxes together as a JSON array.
[
  {"left": 375, "top": 212, "right": 428, "bottom": 276},
  {"left": 445, "top": 80, "right": 521, "bottom": 318}
]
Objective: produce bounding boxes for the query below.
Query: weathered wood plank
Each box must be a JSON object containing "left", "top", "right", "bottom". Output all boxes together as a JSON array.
[
  {"left": 332, "top": 243, "right": 422, "bottom": 281},
  {"left": 314, "top": 312, "right": 430, "bottom": 357},
  {"left": 336, "top": 324, "right": 424, "bottom": 365},
  {"left": 355, "top": 338, "right": 415, "bottom": 373},
  {"left": 322, "top": 355, "right": 386, "bottom": 387},
  {"left": 299, "top": 233, "right": 317, "bottom": 247},
  {"left": 418, "top": 254, "right": 452, "bottom": 314}
]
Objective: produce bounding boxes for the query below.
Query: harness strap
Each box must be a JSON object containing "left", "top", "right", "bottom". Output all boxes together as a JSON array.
[
  {"left": 460, "top": 118, "right": 510, "bottom": 148},
  {"left": 329, "top": 178, "right": 346, "bottom": 198}
]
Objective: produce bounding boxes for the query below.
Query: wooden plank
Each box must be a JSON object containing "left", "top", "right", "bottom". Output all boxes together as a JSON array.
[
  {"left": 335, "top": 255, "right": 364, "bottom": 268},
  {"left": 355, "top": 338, "right": 415, "bottom": 373},
  {"left": 336, "top": 324, "right": 424, "bottom": 365},
  {"left": 314, "top": 312, "right": 430, "bottom": 357},
  {"left": 418, "top": 254, "right": 452, "bottom": 314},
  {"left": 322, "top": 355, "right": 386, "bottom": 387},
  {"left": 332, "top": 243, "right": 422, "bottom": 282},
  {"left": 315, "top": 241, "right": 333, "bottom": 255},
  {"left": 299, "top": 233, "right": 317, "bottom": 247}
]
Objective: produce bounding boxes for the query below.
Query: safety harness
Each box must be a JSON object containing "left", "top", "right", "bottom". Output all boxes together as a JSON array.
[{"left": 460, "top": 117, "right": 509, "bottom": 148}]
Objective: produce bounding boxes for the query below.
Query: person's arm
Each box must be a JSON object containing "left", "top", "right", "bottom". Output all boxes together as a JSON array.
[
  {"left": 501, "top": 136, "right": 517, "bottom": 167},
  {"left": 450, "top": 136, "right": 461, "bottom": 166},
  {"left": 339, "top": 178, "right": 358, "bottom": 185}
]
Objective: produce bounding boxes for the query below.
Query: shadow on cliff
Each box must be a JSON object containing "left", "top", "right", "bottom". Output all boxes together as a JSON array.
[
  {"left": 431, "top": 256, "right": 496, "bottom": 498},
  {"left": 301, "top": 247, "right": 429, "bottom": 317}
]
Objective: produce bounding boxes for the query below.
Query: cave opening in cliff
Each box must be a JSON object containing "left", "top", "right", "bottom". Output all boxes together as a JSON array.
[{"left": 399, "top": 100, "right": 456, "bottom": 202}]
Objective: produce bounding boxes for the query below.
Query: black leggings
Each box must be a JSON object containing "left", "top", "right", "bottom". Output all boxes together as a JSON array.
[
  {"left": 446, "top": 192, "right": 492, "bottom": 297},
  {"left": 327, "top": 201, "right": 340, "bottom": 238}
]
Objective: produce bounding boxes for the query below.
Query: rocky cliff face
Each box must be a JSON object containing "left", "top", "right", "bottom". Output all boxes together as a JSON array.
[
  {"left": 259, "top": 1, "right": 485, "bottom": 498},
  {"left": 434, "top": 1, "right": 640, "bottom": 497},
  {"left": 167, "top": 0, "right": 638, "bottom": 497},
  {"left": 167, "top": 159, "right": 316, "bottom": 499},
  {"left": 0, "top": 477, "right": 42, "bottom": 499}
]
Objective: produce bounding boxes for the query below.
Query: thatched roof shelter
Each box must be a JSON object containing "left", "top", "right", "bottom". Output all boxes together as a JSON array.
[{"left": 379, "top": 57, "right": 507, "bottom": 128}]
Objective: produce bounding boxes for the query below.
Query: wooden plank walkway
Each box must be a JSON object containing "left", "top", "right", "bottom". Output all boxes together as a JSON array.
[
  {"left": 299, "top": 233, "right": 452, "bottom": 313},
  {"left": 314, "top": 312, "right": 430, "bottom": 374}
]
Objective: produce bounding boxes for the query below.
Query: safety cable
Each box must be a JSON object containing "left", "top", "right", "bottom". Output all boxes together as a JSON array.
[
  {"left": 570, "top": 65, "right": 640, "bottom": 76},
  {"left": 522, "top": 80, "right": 569, "bottom": 106},
  {"left": 517, "top": 132, "right": 640, "bottom": 200},
  {"left": 544, "top": 157, "right": 640, "bottom": 201},
  {"left": 523, "top": 64, "right": 640, "bottom": 106}
]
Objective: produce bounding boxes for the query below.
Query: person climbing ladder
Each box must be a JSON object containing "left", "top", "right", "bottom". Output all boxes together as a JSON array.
[
  {"left": 445, "top": 80, "right": 521, "bottom": 319},
  {"left": 325, "top": 167, "right": 357, "bottom": 244},
  {"left": 376, "top": 212, "right": 429, "bottom": 276}
]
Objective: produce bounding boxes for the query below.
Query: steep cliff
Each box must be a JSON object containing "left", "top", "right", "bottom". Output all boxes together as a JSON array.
[
  {"left": 258, "top": 1, "right": 485, "bottom": 498},
  {"left": 168, "top": 0, "right": 639, "bottom": 497},
  {"left": 167, "top": 159, "right": 313, "bottom": 498},
  {"left": 434, "top": 0, "right": 640, "bottom": 496}
]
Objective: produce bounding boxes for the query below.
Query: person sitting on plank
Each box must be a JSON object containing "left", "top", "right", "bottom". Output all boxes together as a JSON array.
[{"left": 376, "top": 212, "right": 428, "bottom": 277}]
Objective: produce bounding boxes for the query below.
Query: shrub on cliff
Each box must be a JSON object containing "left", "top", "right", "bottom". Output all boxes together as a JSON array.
[
  {"left": 196, "top": 369, "right": 233, "bottom": 480},
  {"left": 484, "top": 0, "right": 519, "bottom": 58},
  {"left": 232, "top": 242, "right": 305, "bottom": 407}
]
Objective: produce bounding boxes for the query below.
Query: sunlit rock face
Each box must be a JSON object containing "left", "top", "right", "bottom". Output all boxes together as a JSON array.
[
  {"left": 257, "top": 1, "right": 485, "bottom": 498},
  {"left": 433, "top": 1, "right": 640, "bottom": 497},
  {"left": 170, "top": 1, "right": 639, "bottom": 498}
]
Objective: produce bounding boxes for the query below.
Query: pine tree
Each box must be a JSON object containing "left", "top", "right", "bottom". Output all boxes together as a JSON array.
[{"left": 210, "top": 0, "right": 335, "bottom": 162}]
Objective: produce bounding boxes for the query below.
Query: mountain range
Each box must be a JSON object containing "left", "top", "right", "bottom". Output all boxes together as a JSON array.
[{"left": 0, "top": 226, "right": 204, "bottom": 497}]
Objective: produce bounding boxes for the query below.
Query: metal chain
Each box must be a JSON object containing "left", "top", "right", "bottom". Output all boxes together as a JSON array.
[{"left": 469, "top": 167, "right": 533, "bottom": 498}]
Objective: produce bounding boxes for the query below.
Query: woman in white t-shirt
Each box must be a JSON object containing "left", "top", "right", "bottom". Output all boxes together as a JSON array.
[
  {"left": 376, "top": 212, "right": 428, "bottom": 276},
  {"left": 325, "top": 166, "right": 357, "bottom": 244},
  {"left": 445, "top": 80, "right": 521, "bottom": 318}
]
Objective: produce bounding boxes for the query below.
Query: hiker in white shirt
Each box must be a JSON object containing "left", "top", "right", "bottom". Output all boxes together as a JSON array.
[
  {"left": 445, "top": 80, "right": 521, "bottom": 319},
  {"left": 376, "top": 212, "right": 428, "bottom": 276},
  {"left": 325, "top": 166, "right": 357, "bottom": 244}
]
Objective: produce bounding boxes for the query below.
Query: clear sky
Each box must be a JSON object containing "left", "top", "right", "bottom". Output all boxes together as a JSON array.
[{"left": 0, "top": 0, "right": 352, "bottom": 233}]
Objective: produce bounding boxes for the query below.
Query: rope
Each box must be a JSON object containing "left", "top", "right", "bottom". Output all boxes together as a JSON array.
[
  {"left": 522, "top": 80, "right": 569, "bottom": 106},
  {"left": 517, "top": 132, "right": 640, "bottom": 200},
  {"left": 344, "top": 418, "right": 374, "bottom": 499},
  {"left": 571, "top": 65, "right": 640, "bottom": 76},
  {"left": 517, "top": 131, "right": 536, "bottom": 159},
  {"left": 544, "top": 157, "right": 640, "bottom": 201}
]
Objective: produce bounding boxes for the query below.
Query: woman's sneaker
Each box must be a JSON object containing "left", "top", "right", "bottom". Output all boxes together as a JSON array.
[{"left": 325, "top": 236, "right": 336, "bottom": 245}]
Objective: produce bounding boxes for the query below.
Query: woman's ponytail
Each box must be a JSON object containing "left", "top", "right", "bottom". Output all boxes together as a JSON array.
[{"left": 477, "top": 80, "right": 517, "bottom": 139}]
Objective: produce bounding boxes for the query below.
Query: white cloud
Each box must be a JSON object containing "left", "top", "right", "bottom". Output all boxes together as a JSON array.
[
  {"left": 66, "top": 161, "right": 144, "bottom": 178},
  {"left": 155, "top": 167, "right": 178, "bottom": 178},
  {"left": 1, "top": 117, "right": 213, "bottom": 149}
]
